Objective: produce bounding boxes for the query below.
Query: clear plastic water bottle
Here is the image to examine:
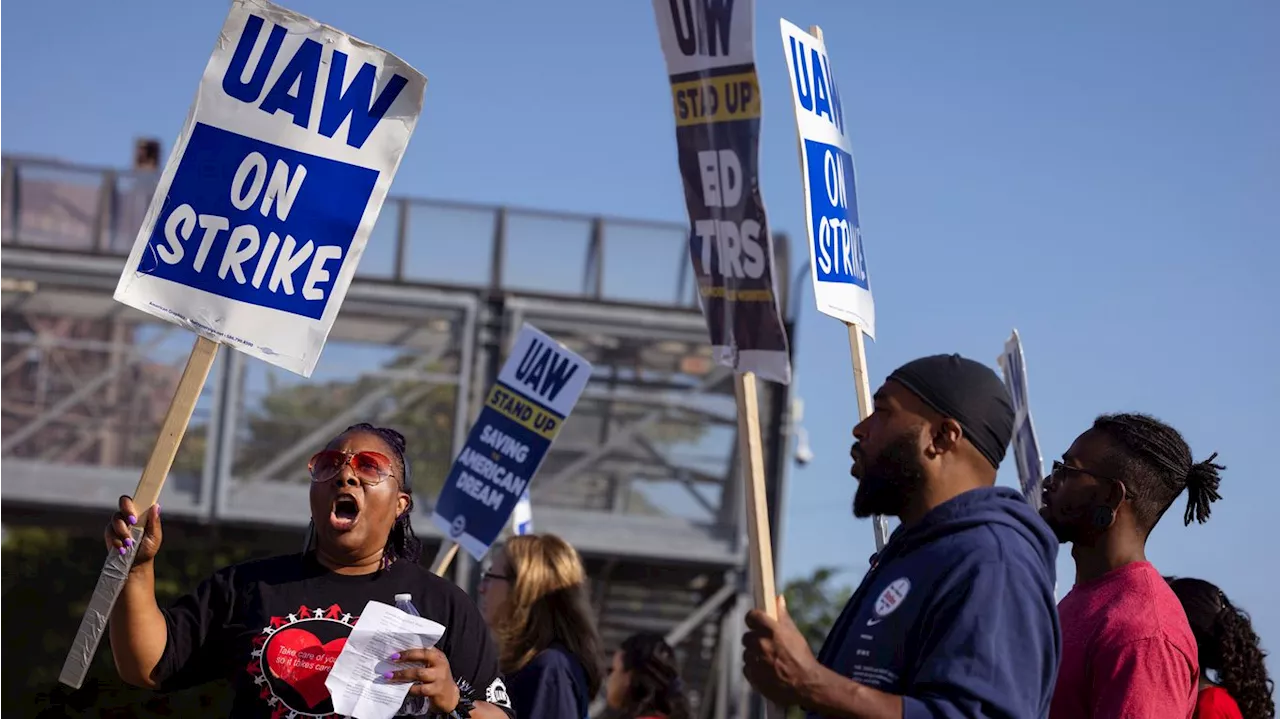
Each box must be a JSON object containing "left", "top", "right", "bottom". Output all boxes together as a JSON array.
[{"left": 394, "top": 593, "right": 429, "bottom": 716}]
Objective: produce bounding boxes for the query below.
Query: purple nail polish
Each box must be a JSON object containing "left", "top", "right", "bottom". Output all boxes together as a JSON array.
[
  {"left": 125, "top": 538, "right": 134, "bottom": 547},
  {"left": 155, "top": 504, "right": 161, "bottom": 516},
  {"left": 382, "top": 671, "right": 394, "bottom": 680},
  {"left": 389, "top": 653, "right": 400, "bottom": 661},
  {"left": 118, "top": 546, "right": 126, "bottom": 555},
  {"left": 127, "top": 515, "right": 137, "bottom": 525}
]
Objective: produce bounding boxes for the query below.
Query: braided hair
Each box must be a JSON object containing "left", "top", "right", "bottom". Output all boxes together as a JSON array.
[
  {"left": 345, "top": 422, "right": 422, "bottom": 565},
  {"left": 1090, "top": 413, "right": 1223, "bottom": 532},
  {"left": 615, "top": 632, "right": 691, "bottom": 719},
  {"left": 1167, "top": 577, "right": 1275, "bottom": 719}
]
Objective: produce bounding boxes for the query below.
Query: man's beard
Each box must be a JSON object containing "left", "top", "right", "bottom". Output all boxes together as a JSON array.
[
  {"left": 1043, "top": 516, "right": 1078, "bottom": 545},
  {"left": 1040, "top": 500, "right": 1099, "bottom": 545},
  {"left": 852, "top": 426, "right": 927, "bottom": 519}
]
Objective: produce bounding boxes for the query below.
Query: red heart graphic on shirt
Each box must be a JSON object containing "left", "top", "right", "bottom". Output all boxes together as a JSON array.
[{"left": 266, "top": 627, "right": 347, "bottom": 708}]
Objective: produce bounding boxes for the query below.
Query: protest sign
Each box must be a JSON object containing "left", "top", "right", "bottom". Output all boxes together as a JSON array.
[
  {"left": 430, "top": 324, "right": 591, "bottom": 563},
  {"left": 114, "top": 0, "right": 424, "bottom": 378},
  {"left": 998, "top": 330, "right": 1046, "bottom": 509},
  {"left": 651, "top": 0, "right": 792, "bottom": 386},
  {"left": 59, "top": 0, "right": 425, "bottom": 690},
  {"left": 651, "top": 15, "right": 791, "bottom": 708},
  {"left": 512, "top": 490, "right": 534, "bottom": 536},
  {"left": 779, "top": 19, "right": 874, "bottom": 337},
  {"left": 780, "top": 21, "right": 889, "bottom": 550}
]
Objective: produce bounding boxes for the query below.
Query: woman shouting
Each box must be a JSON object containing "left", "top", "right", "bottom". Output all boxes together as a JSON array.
[{"left": 105, "top": 422, "right": 513, "bottom": 718}]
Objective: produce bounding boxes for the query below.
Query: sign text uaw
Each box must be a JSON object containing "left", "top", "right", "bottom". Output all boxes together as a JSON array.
[{"left": 431, "top": 325, "right": 592, "bottom": 560}]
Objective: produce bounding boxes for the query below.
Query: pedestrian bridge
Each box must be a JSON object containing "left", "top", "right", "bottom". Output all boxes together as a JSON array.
[{"left": 0, "top": 153, "right": 799, "bottom": 718}]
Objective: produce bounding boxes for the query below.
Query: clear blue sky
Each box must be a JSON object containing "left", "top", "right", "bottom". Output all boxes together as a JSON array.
[{"left": 5, "top": 0, "right": 1276, "bottom": 676}]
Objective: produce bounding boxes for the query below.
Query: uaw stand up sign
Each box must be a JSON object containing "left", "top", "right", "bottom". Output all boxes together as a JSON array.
[
  {"left": 429, "top": 325, "right": 591, "bottom": 571},
  {"left": 650, "top": 7, "right": 793, "bottom": 713},
  {"left": 652, "top": 0, "right": 791, "bottom": 385},
  {"left": 59, "top": 0, "right": 425, "bottom": 689}
]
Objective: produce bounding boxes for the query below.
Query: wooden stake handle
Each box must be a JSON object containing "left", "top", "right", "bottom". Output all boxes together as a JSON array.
[
  {"left": 430, "top": 541, "right": 459, "bottom": 577},
  {"left": 848, "top": 323, "right": 873, "bottom": 421},
  {"left": 134, "top": 336, "right": 220, "bottom": 509},
  {"left": 59, "top": 334, "right": 219, "bottom": 689},
  {"left": 734, "top": 372, "right": 777, "bottom": 619},
  {"left": 847, "top": 322, "right": 890, "bottom": 550}
]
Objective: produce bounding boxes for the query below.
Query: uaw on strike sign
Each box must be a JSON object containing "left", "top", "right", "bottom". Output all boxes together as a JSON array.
[
  {"left": 651, "top": 0, "right": 792, "bottom": 385},
  {"left": 113, "top": 0, "right": 425, "bottom": 377},
  {"left": 60, "top": 0, "right": 425, "bottom": 693},
  {"left": 432, "top": 325, "right": 591, "bottom": 560},
  {"left": 780, "top": 20, "right": 875, "bottom": 338}
]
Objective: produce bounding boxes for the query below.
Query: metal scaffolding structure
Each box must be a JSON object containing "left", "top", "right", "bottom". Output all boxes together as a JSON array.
[{"left": 0, "top": 154, "right": 798, "bottom": 718}]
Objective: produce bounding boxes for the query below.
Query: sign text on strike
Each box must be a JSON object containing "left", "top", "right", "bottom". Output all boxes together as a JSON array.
[
  {"left": 787, "top": 30, "right": 867, "bottom": 290},
  {"left": 141, "top": 126, "right": 378, "bottom": 320}
]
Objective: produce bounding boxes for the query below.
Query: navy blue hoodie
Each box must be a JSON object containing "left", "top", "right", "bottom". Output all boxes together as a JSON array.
[{"left": 810, "top": 487, "right": 1061, "bottom": 719}]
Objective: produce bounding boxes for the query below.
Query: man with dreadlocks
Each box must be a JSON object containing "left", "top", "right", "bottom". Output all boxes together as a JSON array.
[
  {"left": 105, "top": 423, "right": 515, "bottom": 718},
  {"left": 1040, "top": 412, "right": 1225, "bottom": 719}
]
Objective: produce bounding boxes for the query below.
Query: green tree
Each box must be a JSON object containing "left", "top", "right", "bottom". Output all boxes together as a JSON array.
[
  {"left": 177, "top": 347, "right": 711, "bottom": 514},
  {"left": 174, "top": 351, "right": 461, "bottom": 501},
  {"left": 240, "top": 362, "right": 460, "bottom": 499},
  {"left": 782, "top": 566, "right": 854, "bottom": 655},
  {"left": 780, "top": 566, "right": 854, "bottom": 718},
  {"left": 2, "top": 524, "right": 294, "bottom": 717}
]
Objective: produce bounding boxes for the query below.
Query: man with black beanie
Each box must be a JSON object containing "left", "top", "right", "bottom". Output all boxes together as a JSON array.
[{"left": 743, "top": 354, "right": 1062, "bottom": 718}]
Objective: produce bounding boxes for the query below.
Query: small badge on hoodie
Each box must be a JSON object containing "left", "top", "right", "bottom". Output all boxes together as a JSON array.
[{"left": 868, "top": 578, "right": 911, "bottom": 625}]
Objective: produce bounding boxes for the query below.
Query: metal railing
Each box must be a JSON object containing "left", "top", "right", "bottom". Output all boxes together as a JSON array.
[
  {"left": 0, "top": 153, "right": 792, "bottom": 719},
  {"left": 0, "top": 154, "right": 740, "bottom": 310}
]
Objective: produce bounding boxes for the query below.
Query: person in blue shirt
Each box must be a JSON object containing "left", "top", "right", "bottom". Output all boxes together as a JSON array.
[
  {"left": 742, "top": 354, "right": 1062, "bottom": 718},
  {"left": 479, "top": 533, "right": 602, "bottom": 719}
]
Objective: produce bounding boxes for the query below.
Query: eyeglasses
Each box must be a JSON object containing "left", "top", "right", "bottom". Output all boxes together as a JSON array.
[
  {"left": 308, "top": 449, "right": 395, "bottom": 487},
  {"left": 1050, "top": 460, "right": 1110, "bottom": 483},
  {"left": 1049, "top": 460, "right": 1129, "bottom": 494},
  {"left": 479, "top": 561, "right": 511, "bottom": 583}
]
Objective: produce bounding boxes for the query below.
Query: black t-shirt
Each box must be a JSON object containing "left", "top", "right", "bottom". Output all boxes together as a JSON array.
[
  {"left": 504, "top": 645, "right": 590, "bottom": 719},
  {"left": 152, "top": 552, "right": 515, "bottom": 718}
]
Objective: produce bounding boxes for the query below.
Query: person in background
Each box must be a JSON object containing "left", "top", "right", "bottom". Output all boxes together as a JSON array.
[
  {"left": 105, "top": 422, "right": 513, "bottom": 718},
  {"left": 742, "top": 354, "right": 1062, "bottom": 718},
  {"left": 605, "top": 632, "right": 691, "bottom": 719},
  {"left": 1167, "top": 576, "right": 1276, "bottom": 719},
  {"left": 478, "top": 533, "right": 603, "bottom": 719},
  {"left": 1040, "top": 412, "right": 1223, "bottom": 719}
]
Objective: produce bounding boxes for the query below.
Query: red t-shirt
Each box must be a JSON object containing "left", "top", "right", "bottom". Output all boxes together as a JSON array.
[
  {"left": 1195, "top": 685, "right": 1244, "bottom": 719},
  {"left": 1049, "top": 561, "right": 1199, "bottom": 719}
]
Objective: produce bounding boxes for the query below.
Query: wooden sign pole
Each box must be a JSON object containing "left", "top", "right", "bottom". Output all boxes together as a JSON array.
[
  {"left": 734, "top": 371, "right": 778, "bottom": 618},
  {"left": 794, "top": 23, "right": 888, "bottom": 553},
  {"left": 429, "top": 540, "right": 459, "bottom": 577},
  {"left": 735, "top": 371, "right": 788, "bottom": 719},
  {"left": 59, "top": 335, "right": 220, "bottom": 689},
  {"left": 847, "top": 321, "right": 889, "bottom": 550}
]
